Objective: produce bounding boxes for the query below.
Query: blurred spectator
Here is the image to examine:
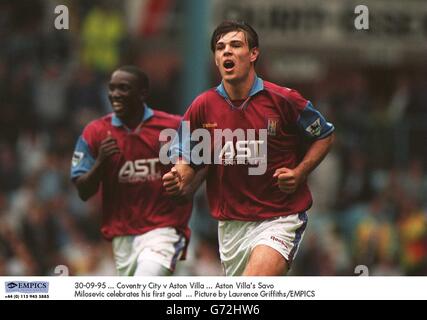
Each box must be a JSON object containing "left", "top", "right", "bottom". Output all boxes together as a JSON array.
[
  {"left": 80, "top": 1, "right": 126, "bottom": 75},
  {"left": 351, "top": 196, "right": 398, "bottom": 269},
  {"left": 21, "top": 200, "right": 60, "bottom": 274},
  {"left": 0, "top": 223, "right": 37, "bottom": 275},
  {"left": 397, "top": 197, "right": 427, "bottom": 275},
  {"left": 0, "top": 143, "right": 22, "bottom": 193},
  {"left": 336, "top": 149, "right": 373, "bottom": 210},
  {"left": 66, "top": 65, "right": 105, "bottom": 116},
  {"left": 309, "top": 149, "right": 341, "bottom": 213},
  {"left": 16, "top": 128, "right": 49, "bottom": 178},
  {"left": 33, "top": 62, "right": 73, "bottom": 126},
  {"left": 401, "top": 158, "right": 427, "bottom": 207}
]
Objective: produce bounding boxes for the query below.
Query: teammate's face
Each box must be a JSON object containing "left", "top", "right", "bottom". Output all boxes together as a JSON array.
[
  {"left": 214, "top": 31, "right": 259, "bottom": 84},
  {"left": 108, "top": 70, "right": 143, "bottom": 120}
]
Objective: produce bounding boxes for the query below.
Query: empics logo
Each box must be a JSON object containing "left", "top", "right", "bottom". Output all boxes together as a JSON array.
[
  {"left": 5, "top": 281, "right": 49, "bottom": 293},
  {"left": 6, "top": 282, "right": 18, "bottom": 289}
]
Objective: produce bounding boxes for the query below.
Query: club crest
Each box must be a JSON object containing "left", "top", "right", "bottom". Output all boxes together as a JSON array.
[{"left": 267, "top": 118, "right": 279, "bottom": 136}]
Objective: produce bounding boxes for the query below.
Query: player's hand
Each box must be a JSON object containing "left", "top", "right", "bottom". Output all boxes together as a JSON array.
[
  {"left": 163, "top": 164, "right": 196, "bottom": 197},
  {"left": 97, "top": 131, "right": 120, "bottom": 164},
  {"left": 162, "top": 167, "right": 182, "bottom": 196},
  {"left": 273, "top": 167, "right": 305, "bottom": 194}
]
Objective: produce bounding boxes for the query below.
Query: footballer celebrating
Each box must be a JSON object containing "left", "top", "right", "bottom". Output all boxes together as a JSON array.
[
  {"left": 71, "top": 66, "right": 193, "bottom": 276},
  {"left": 163, "top": 21, "right": 335, "bottom": 276}
]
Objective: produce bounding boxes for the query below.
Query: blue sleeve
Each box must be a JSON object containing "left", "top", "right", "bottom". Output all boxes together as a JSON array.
[
  {"left": 168, "top": 121, "right": 191, "bottom": 162},
  {"left": 168, "top": 120, "right": 199, "bottom": 163},
  {"left": 70, "top": 136, "right": 96, "bottom": 180},
  {"left": 168, "top": 120, "right": 202, "bottom": 170},
  {"left": 297, "top": 101, "right": 335, "bottom": 140}
]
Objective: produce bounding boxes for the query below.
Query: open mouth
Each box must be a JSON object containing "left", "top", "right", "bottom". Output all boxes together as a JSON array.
[{"left": 223, "top": 60, "right": 235, "bottom": 71}]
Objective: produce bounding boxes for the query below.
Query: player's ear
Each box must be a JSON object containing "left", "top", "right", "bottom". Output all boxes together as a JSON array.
[{"left": 250, "top": 47, "right": 259, "bottom": 64}]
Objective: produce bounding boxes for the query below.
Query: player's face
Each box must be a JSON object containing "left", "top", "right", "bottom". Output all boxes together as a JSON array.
[
  {"left": 108, "top": 70, "right": 143, "bottom": 120},
  {"left": 214, "top": 31, "right": 259, "bottom": 84}
]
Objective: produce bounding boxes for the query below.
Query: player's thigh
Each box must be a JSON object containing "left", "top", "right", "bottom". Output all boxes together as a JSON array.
[
  {"left": 218, "top": 220, "right": 254, "bottom": 276},
  {"left": 134, "top": 257, "right": 172, "bottom": 276},
  {"left": 244, "top": 212, "right": 308, "bottom": 276},
  {"left": 218, "top": 219, "right": 289, "bottom": 276},
  {"left": 134, "top": 227, "right": 186, "bottom": 276},
  {"left": 112, "top": 228, "right": 186, "bottom": 276},
  {"left": 112, "top": 235, "right": 138, "bottom": 276},
  {"left": 243, "top": 244, "right": 288, "bottom": 276}
]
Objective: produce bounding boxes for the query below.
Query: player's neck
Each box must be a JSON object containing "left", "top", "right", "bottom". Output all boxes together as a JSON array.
[
  {"left": 120, "top": 108, "right": 144, "bottom": 129},
  {"left": 223, "top": 71, "right": 256, "bottom": 100}
]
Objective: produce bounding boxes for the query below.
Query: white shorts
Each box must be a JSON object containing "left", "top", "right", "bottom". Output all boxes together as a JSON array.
[
  {"left": 218, "top": 212, "right": 308, "bottom": 276},
  {"left": 112, "top": 227, "right": 186, "bottom": 276}
]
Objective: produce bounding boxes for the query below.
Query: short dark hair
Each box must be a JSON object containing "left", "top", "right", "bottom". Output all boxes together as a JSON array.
[
  {"left": 210, "top": 20, "right": 259, "bottom": 52},
  {"left": 116, "top": 65, "right": 149, "bottom": 91}
]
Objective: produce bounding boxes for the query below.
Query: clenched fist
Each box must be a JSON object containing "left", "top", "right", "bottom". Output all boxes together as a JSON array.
[
  {"left": 273, "top": 167, "right": 305, "bottom": 194},
  {"left": 162, "top": 167, "right": 183, "bottom": 196}
]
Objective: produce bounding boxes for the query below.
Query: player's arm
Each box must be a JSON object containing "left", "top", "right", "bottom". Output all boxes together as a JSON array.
[
  {"left": 177, "top": 165, "right": 208, "bottom": 201},
  {"left": 164, "top": 96, "right": 208, "bottom": 198},
  {"left": 186, "top": 166, "right": 208, "bottom": 196},
  {"left": 73, "top": 133, "right": 120, "bottom": 201},
  {"left": 274, "top": 132, "right": 335, "bottom": 193},
  {"left": 274, "top": 95, "right": 335, "bottom": 194},
  {"left": 163, "top": 159, "right": 208, "bottom": 199}
]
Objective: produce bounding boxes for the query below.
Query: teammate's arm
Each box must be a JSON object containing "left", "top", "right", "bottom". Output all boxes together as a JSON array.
[
  {"left": 74, "top": 134, "right": 120, "bottom": 201},
  {"left": 274, "top": 132, "right": 335, "bottom": 194},
  {"left": 182, "top": 166, "right": 208, "bottom": 199},
  {"left": 162, "top": 161, "right": 206, "bottom": 199}
]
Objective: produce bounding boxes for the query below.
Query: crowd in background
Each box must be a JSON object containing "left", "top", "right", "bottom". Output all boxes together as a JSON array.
[{"left": 1, "top": 0, "right": 426, "bottom": 276}]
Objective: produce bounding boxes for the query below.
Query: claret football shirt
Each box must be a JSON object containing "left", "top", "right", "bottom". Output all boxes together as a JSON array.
[
  {"left": 71, "top": 105, "right": 192, "bottom": 241},
  {"left": 172, "top": 77, "right": 334, "bottom": 221}
]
